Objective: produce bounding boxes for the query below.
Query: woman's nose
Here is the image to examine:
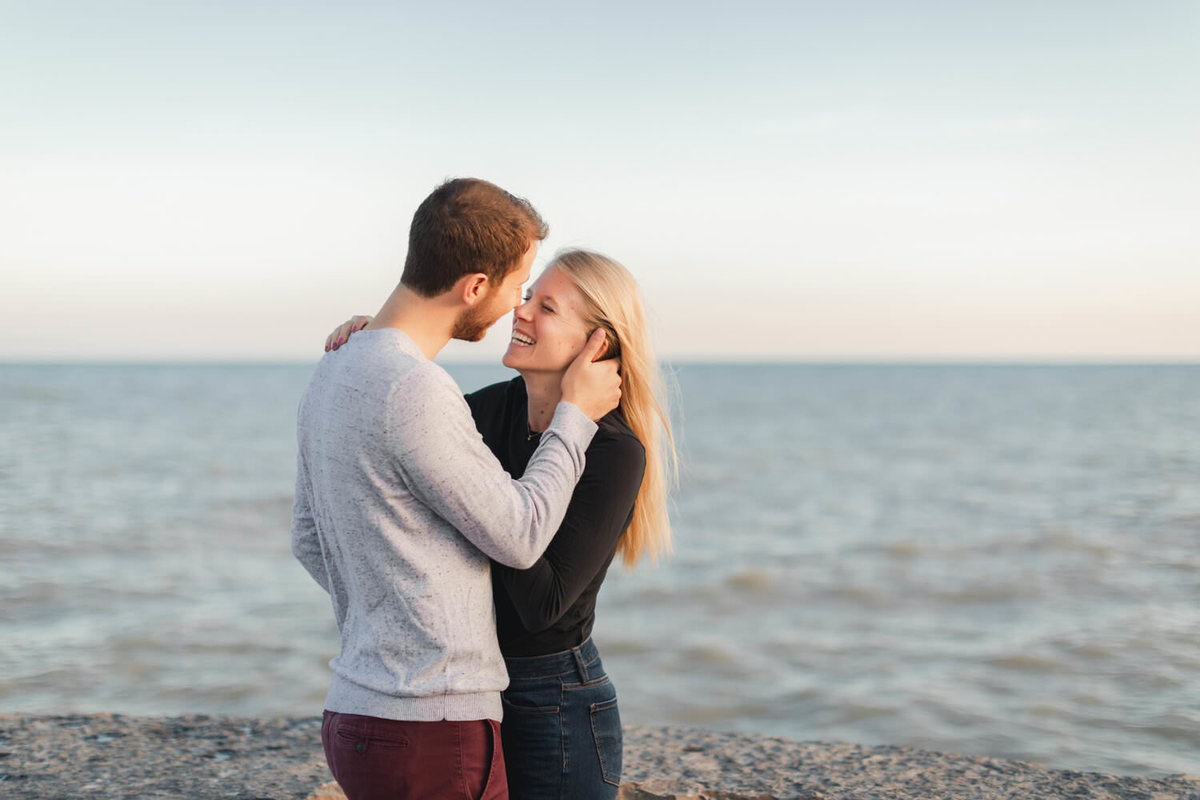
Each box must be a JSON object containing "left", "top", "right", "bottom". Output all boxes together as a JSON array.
[{"left": 514, "top": 301, "right": 533, "bottom": 321}]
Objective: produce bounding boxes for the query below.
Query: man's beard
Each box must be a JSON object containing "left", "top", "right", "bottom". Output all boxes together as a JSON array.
[{"left": 451, "top": 303, "right": 494, "bottom": 342}]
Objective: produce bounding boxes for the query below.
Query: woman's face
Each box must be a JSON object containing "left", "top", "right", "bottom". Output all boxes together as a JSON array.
[{"left": 502, "top": 265, "right": 593, "bottom": 375}]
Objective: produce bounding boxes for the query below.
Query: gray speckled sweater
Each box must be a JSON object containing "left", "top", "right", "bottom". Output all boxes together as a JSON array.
[{"left": 290, "top": 328, "right": 596, "bottom": 722}]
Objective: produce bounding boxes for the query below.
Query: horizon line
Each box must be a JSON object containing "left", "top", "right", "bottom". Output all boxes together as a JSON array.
[{"left": 3, "top": 356, "right": 1198, "bottom": 368}]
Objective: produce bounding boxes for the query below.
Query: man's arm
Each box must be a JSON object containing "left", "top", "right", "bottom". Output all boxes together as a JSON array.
[
  {"left": 393, "top": 366, "right": 599, "bottom": 570},
  {"left": 494, "top": 433, "right": 646, "bottom": 632},
  {"left": 290, "top": 450, "right": 330, "bottom": 592}
]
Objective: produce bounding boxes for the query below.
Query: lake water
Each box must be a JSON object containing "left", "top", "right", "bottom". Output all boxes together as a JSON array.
[{"left": 1, "top": 362, "right": 1197, "bottom": 776}]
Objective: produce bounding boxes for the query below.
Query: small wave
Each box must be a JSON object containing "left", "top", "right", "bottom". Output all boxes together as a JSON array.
[
  {"left": 617, "top": 585, "right": 689, "bottom": 605},
  {"left": 599, "top": 639, "right": 653, "bottom": 657},
  {"left": 1143, "top": 711, "right": 1200, "bottom": 745},
  {"left": 1029, "top": 702, "right": 1068, "bottom": 719},
  {"left": 886, "top": 540, "right": 922, "bottom": 558},
  {"left": 827, "top": 700, "right": 902, "bottom": 726},
  {"left": 1061, "top": 640, "right": 1117, "bottom": 660},
  {"left": 674, "top": 701, "right": 773, "bottom": 724},
  {"left": 986, "top": 652, "right": 1063, "bottom": 673},
  {"left": 1033, "top": 528, "right": 1119, "bottom": 559},
  {"left": 726, "top": 569, "right": 772, "bottom": 592},
  {"left": 682, "top": 643, "right": 738, "bottom": 666},
  {"left": 932, "top": 583, "right": 1034, "bottom": 604},
  {"left": 821, "top": 584, "right": 890, "bottom": 608}
]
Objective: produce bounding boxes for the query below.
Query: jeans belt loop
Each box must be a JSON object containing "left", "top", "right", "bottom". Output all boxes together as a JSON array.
[{"left": 571, "top": 644, "right": 589, "bottom": 683}]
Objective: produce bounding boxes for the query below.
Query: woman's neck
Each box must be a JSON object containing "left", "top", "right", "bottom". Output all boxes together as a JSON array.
[{"left": 520, "top": 371, "right": 564, "bottom": 433}]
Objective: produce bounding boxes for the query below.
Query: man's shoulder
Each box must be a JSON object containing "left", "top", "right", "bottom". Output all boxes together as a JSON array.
[
  {"left": 301, "top": 335, "right": 462, "bottom": 420},
  {"left": 343, "top": 332, "right": 458, "bottom": 391},
  {"left": 397, "top": 355, "right": 459, "bottom": 394}
]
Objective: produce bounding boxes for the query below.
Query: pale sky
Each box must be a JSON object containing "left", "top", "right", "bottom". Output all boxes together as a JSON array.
[{"left": 3, "top": 1, "right": 1198, "bottom": 362}]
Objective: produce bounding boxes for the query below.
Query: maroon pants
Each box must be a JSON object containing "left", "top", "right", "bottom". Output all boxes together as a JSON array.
[{"left": 322, "top": 712, "right": 507, "bottom": 800}]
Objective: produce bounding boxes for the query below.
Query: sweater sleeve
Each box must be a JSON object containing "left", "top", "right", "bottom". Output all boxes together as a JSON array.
[
  {"left": 464, "top": 380, "right": 511, "bottom": 451},
  {"left": 493, "top": 432, "right": 646, "bottom": 633},
  {"left": 392, "top": 367, "right": 598, "bottom": 570},
  {"left": 290, "top": 448, "right": 330, "bottom": 593}
]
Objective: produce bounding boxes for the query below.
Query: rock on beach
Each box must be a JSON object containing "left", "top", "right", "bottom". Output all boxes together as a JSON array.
[{"left": 1, "top": 714, "right": 1197, "bottom": 800}]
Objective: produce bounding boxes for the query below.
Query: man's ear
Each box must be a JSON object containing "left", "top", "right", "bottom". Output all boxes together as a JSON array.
[{"left": 459, "top": 273, "right": 489, "bottom": 305}]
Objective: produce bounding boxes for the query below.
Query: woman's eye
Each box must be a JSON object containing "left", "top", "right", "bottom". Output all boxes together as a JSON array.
[{"left": 541, "top": 304, "right": 554, "bottom": 314}]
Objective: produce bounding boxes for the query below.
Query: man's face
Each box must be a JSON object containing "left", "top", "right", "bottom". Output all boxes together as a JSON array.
[{"left": 451, "top": 241, "right": 538, "bottom": 342}]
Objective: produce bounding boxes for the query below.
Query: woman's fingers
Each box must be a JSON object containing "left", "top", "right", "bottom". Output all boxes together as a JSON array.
[
  {"left": 326, "top": 316, "right": 374, "bottom": 351},
  {"left": 325, "top": 321, "right": 351, "bottom": 352}
]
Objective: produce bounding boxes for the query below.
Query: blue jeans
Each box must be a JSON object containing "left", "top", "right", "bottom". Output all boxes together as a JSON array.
[{"left": 501, "top": 638, "right": 622, "bottom": 800}]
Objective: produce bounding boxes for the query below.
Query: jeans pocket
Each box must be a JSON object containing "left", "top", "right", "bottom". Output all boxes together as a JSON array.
[
  {"left": 502, "top": 685, "right": 561, "bottom": 715},
  {"left": 589, "top": 696, "right": 623, "bottom": 787}
]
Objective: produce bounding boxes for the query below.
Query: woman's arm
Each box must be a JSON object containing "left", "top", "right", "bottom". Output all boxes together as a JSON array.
[{"left": 493, "top": 432, "right": 646, "bottom": 633}]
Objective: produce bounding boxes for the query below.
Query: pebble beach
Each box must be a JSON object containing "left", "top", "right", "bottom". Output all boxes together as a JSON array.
[{"left": 2, "top": 714, "right": 1197, "bottom": 800}]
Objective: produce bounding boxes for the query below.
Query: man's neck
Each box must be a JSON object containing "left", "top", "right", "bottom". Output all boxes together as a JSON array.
[
  {"left": 366, "top": 285, "right": 456, "bottom": 360},
  {"left": 521, "top": 371, "right": 564, "bottom": 433}
]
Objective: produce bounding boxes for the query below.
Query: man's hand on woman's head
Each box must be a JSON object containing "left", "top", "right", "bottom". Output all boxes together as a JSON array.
[
  {"left": 561, "top": 329, "right": 622, "bottom": 421},
  {"left": 325, "top": 316, "right": 374, "bottom": 352}
]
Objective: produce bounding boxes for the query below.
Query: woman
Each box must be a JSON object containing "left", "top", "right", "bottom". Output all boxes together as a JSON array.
[{"left": 326, "top": 248, "right": 676, "bottom": 800}]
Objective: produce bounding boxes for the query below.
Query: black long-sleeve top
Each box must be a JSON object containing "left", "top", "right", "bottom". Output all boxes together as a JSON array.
[{"left": 465, "top": 377, "right": 646, "bottom": 657}]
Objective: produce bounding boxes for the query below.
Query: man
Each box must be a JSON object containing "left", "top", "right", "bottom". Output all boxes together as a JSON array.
[{"left": 291, "top": 178, "right": 621, "bottom": 800}]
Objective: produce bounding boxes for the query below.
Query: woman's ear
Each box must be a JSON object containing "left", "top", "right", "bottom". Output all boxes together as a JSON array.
[{"left": 592, "top": 329, "right": 620, "bottom": 361}]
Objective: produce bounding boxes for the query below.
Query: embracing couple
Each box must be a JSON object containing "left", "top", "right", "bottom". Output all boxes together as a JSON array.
[{"left": 292, "top": 177, "right": 676, "bottom": 800}]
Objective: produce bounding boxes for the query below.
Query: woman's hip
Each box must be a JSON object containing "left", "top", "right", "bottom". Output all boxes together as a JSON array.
[{"left": 500, "top": 638, "right": 623, "bottom": 799}]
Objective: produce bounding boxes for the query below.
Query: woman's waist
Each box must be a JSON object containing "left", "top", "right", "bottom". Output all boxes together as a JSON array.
[
  {"left": 496, "top": 610, "right": 596, "bottom": 659},
  {"left": 502, "top": 636, "right": 603, "bottom": 681}
]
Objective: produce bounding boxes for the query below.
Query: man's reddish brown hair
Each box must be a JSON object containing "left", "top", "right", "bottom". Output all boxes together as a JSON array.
[{"left": 401, "top": 178, "right": 549, "bottom": 297}]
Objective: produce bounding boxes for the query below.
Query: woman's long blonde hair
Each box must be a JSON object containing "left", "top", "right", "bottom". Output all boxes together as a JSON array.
[{"left": 551, "top": 248, "right": 677, "bottom": 567}]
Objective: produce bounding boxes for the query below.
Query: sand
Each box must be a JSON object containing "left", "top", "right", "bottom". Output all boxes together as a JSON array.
[{"left": 1, "top": 714, "right": 1197, "bottom": 799}]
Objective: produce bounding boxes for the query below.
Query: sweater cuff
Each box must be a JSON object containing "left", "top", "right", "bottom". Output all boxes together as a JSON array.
[{"left": 550, "top": 401, "right": 599, "bottom": 448}]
